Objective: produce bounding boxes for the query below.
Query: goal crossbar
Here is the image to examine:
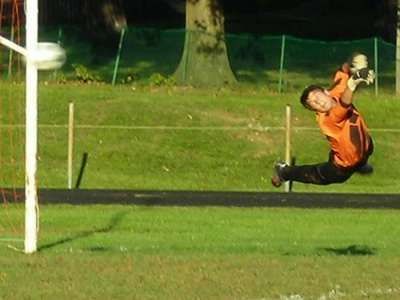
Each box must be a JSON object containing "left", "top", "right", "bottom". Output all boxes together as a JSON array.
[{"left": 0, "top": 35, "right": 27, "bottom": 56}]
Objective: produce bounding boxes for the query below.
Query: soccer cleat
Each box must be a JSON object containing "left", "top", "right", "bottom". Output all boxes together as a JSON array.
[
  {"left": 356, "top": 163, "right": 374, "bottom": 175},
  {"left": 271, "top": 161, "right": 288, "bottom": 187}
]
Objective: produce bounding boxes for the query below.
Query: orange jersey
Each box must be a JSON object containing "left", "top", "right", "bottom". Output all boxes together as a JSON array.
[
  {"left": 316, "top": 99, "right": 371, "bottom": 168},
  {"left": 329, "top": 70, "right": 350, "bottom": 99}
]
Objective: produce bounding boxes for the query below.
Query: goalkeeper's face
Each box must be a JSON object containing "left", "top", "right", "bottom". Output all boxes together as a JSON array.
[{"left": 306, "top": 89, "right": 336, "bottom": 113}]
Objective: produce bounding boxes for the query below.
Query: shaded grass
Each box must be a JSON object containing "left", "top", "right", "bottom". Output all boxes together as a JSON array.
[{"left": 30, "top": 27, "right": 396, "bottom": 93}]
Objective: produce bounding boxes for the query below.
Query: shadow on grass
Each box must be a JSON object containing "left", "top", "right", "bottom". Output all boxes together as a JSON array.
[
  {"left": 320, "top": 244, "right": 377, "bottom": 256},
  {"left": 38, "top": 210, "right": 128, "bottom": 252}
]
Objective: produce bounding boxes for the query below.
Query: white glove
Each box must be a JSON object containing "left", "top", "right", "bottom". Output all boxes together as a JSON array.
[
  {"left": 350, "top": 53, "right": 368, "bottom": 74},
  {"left": 347, "top": 68, "right": 375, "bottom": 92}
]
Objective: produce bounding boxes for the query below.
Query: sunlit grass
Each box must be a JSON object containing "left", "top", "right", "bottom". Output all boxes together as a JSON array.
[{"left": 1, "top": 204, "right": 400, "bottom": 299}]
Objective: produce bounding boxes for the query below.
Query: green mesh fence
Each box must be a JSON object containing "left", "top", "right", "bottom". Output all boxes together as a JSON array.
[
  {"left": 1, "top": 26, "right": 397, "bottom": 93},
  {"left": 227, "top": 34, "right": 395, "bottom": 92}
]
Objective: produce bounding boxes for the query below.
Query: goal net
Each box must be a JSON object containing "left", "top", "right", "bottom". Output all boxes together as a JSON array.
[{"left": 0, "top": 0, "right": 39, "bottom": 254}]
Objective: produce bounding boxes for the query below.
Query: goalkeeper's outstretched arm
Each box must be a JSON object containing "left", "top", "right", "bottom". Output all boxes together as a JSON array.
[{"left": 340, "top": 86, "right": 354, "bottom": 106}]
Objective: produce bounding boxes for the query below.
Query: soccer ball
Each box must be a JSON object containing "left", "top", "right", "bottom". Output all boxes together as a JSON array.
[{"left": 30, "top": 42, "right": 66, "bottom": 70}]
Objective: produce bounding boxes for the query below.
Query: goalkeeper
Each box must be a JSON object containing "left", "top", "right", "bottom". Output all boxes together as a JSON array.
[{"left": 272, "top": 54, "right": 375, "bottom": 187}]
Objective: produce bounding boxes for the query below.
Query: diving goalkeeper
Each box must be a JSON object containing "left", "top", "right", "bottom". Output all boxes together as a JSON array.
[{"left": 272, "top": 54, "right": 375, "bottom": 187}]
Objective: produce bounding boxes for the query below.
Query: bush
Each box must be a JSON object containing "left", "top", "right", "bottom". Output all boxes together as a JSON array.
[
  {"left": 148, "top": 73, "right": 175, "bottom": 86},
  {"left": 72, "top": 64, "right": 102, "bottom": 83}
]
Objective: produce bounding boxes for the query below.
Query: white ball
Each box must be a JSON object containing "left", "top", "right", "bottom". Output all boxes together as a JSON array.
[{"left": 30, "top": 42, "right": 66, "bottom": 70}]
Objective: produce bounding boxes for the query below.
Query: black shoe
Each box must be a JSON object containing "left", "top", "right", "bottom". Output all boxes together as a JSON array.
[
  {"left": 356, "top": 163, "right": 374, "bottom": 175},
  {"left": 271, "top": 161, "right": 288, "bottom": 187}
]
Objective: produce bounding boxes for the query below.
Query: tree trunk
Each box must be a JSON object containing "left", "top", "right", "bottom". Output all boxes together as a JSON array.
[
  {"left": 82, "top": 0, "right": 127, "bottom": 49},
  {"left": 174, "top": 0, "right": 236, "bottom": 86}
]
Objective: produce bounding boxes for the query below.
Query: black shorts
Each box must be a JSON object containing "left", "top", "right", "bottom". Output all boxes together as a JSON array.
[{"left": 282, "top": 138, "right": 374, "bottom": 185}]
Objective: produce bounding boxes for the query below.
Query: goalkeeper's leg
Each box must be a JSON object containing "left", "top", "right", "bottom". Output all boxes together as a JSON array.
[
  {"left": 272, "top": 151, "right": 356, "bottom": 186},
  {"left": 278, "top": 161, "right": 353, "bottom": 185}
]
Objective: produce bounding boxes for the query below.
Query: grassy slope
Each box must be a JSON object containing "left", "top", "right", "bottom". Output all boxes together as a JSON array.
[
  {"left": 33, "top": 84, "right": 400, "bottom": 193},
  {"left": 0, "top": 82, "right": 399, "bottom": 193}
]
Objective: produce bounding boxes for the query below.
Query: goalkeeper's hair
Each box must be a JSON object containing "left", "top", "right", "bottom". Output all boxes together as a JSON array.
[{"left": 300, "top": 84, "right": 324, "bottom": 110}]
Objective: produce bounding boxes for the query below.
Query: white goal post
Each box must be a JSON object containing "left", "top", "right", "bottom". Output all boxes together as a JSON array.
[
  {"left": 25, "top": 0, "right": 39, "bottom": 254},
  {"left": 0, "top": 0, "right": 39, "bottom": 254}
]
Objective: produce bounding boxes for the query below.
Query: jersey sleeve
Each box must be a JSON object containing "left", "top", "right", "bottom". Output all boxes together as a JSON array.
[
  {"left": 329, "top": 71, "right": 349, "bottom": 99},
  {"left": 329, "top": 100, "right": 351, "bottom": 123}
]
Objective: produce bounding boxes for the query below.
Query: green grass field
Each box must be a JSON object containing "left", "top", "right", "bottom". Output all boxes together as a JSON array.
[
  {"left": 0, "top": 44, "right": 400, "bottom": 298},
  {"left": 1, "top": 204, "right": 400, "bottom": 299},
  {"left": 0, "top": 82, "right": 399, "bottom": 299}
]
